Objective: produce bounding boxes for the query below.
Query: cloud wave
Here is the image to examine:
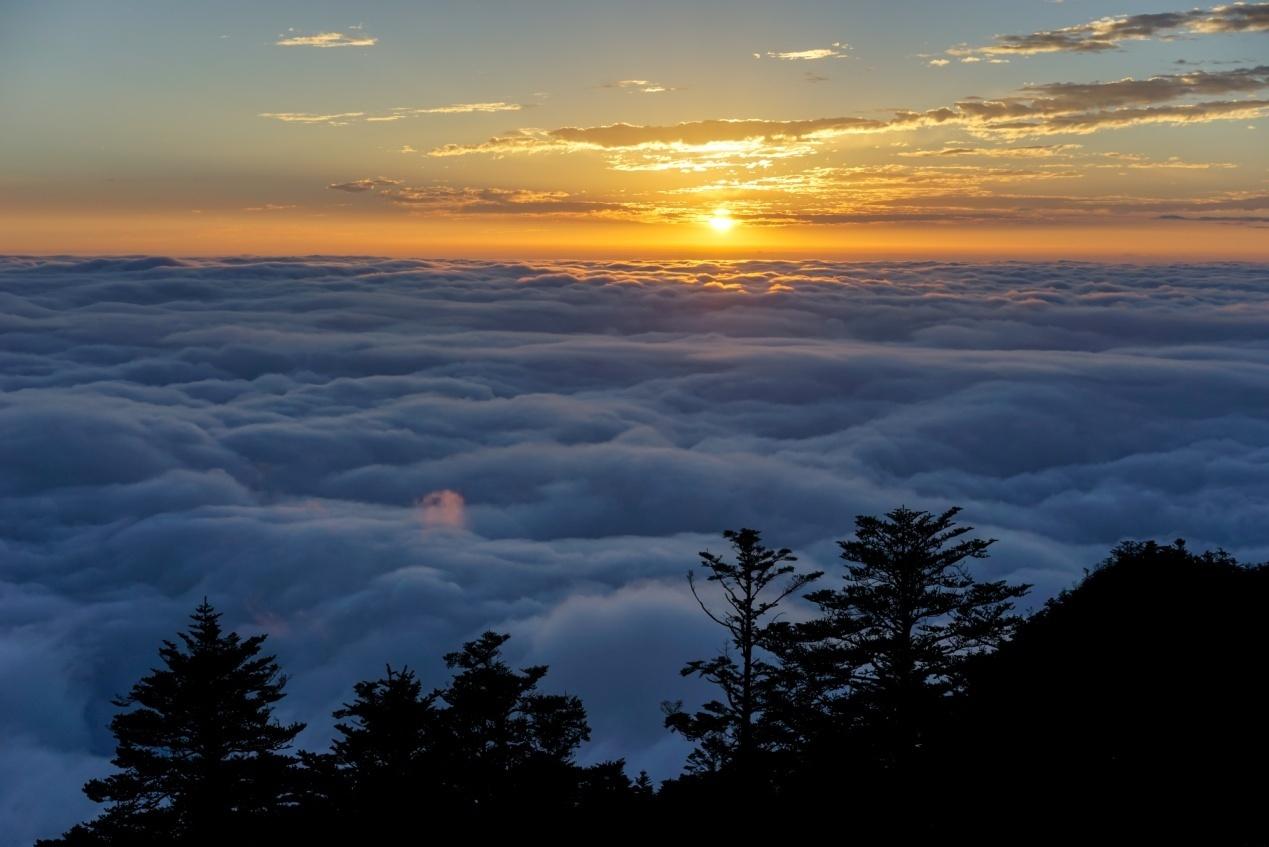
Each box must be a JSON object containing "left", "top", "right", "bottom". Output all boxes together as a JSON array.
[{"left": 4, "top": 257, "right": 1269, "bottom": 844}]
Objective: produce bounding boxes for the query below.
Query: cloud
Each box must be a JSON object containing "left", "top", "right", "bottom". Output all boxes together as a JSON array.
[
  {"left": 259, "top": 111, "right": 366, "bottom": 126},
  {"left": 327, "top": 181, "right": 635, "bottom": 216},
  {"left": 428, "top": 65, "right": 1269, "bottom": 169},
  {"left": 1158, "top": 213, "right": 1269, "bottom": 225},
  {"left": 275, "top": 30, "right": 378, "bottom": 48},
  {"left": 328, "top": 177, "right": 402, "bottom": 193},
  {"left": 394, "top": 102, "right": 522, "bottom": 115},
  {"left": 5, "top": 257, "right": 1269, "bottom": 844},
  {"left": 604, "top": 80, "right": 677, "bottom": 94},
  {"left": 261, "top": 103, "right": 521, "bottom": 127},
  {"left": 427, "top": 116, "right": 892, "bottom": 172},
  {"left": 899, "top": 144, "right": 1083, "bottom": 158},
  {"left": 758, "top": 42, "right": 849, "bottom": 60},
  {"left": 949, "top": 2, "right": 1269, "bottom": 57},
  {"left": 978, "top": 98, "right": 1269, "bottom": 137}
]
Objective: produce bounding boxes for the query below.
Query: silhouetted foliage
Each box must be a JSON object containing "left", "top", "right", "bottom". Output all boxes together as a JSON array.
[
  {"left": 952, "top": 539, "right": 1269, "bottom": 843},
  {"left": 39, "top": 600, "right": 304, "bottom": 846},
  {"left": 432, "top": 631, "right": 591, "bottom": 815},
  {"left": 798, "top": 506, "right": 1029, "bottom": 772},
  {"left": 297, "top": 665, "right": 438, "bottom": 838},
  {"left": 38, "top": 512, "right": 1269, "bottom": 843},
  {"left": 663, "top": 528, "right": 821, "bottom": 789}
]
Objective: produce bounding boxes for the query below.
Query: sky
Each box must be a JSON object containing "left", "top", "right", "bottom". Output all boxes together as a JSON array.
[{"left": 1, "top": 0, "right": 1267, "bottom": 257}]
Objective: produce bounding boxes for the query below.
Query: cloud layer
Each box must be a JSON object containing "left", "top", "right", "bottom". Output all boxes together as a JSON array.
[
  {"left": 4, "top": 257, "right": 1269, "bottom": 843},
  {"left": 428, "top": 66, "right": 1269, "bottom": 171}
]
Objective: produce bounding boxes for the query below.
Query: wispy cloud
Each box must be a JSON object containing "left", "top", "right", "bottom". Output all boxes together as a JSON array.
[
  {"left": 899, "top": 144, "right": 1084, "bottom": 158},
  {"left": 328, "top": 180, "right": 636, "bottom": 216},
  {"left": 429, "top": 116, "right": 890, "bottom": 172},
  {"left": 260, "top": 102, "right": 521, "bottom": 126},
  {"left": 948, "top": 2, "right": 1269, "bottom": 58},
  {"left": 258, "top": 111, "right": 366, "bottom": 126},
  {"left": 756, "top": 42, "right": 849, "bottom": 60},
  {"left": 604, "top": 79, "right": 677, "bottom": 94},
  {"left": 275, "top": 29, "right": 378, "bottom": 48},
  {"left": 328, "top": 178, "right": 403, "bottom": 193},
  {"left": 397, "top": 102, "right": 523, "bottom": 114},
  {"left": 429, "top": 65, "right": 1269, "bottom": 169}
]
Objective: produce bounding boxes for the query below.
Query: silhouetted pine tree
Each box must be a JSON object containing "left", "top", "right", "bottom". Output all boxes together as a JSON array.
[
  {"left": 432, "top": 631, "right": 590, "bottom": 814},
  {"left": 632, "top": 770, "right": 655, "bottom": 799},
  {"left": 802, "top": 507, "right": 1028, "bottom": 772},
  {"left": 663, "top": 528, "right": 821, "bottom": 790},
  {"left": 38, "top": 600, "right": 304, "bottom": 846},
  {"left": 298, "top": 666, "right": 437, "bottom": 836}
]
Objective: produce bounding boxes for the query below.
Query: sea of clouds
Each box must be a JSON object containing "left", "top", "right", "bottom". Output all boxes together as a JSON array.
[{"left": 3, "top": 255, "right": 1268, "bottom": 842}]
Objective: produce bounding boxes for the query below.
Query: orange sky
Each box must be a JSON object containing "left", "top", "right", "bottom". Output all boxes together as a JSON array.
[
  {"left": 2, "top": 0, "right": 1266, "bottom": 258},
  {"left": 5, "top": 212, "right": 1267, "bottom": 261}
]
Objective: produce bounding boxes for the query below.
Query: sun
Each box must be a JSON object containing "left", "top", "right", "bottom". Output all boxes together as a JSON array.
[{"left": 708, "top": 208, "right": 736, "bottom": 233}]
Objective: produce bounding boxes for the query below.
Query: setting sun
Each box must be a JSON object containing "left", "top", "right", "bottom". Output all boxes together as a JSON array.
[{"left": 708, "top": 209, "right": 736, "bottom": 233}]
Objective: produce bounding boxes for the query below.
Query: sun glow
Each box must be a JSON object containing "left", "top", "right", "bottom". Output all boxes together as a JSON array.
[{"left": 708, "top": 208, "right": 736, "bottom": 233}]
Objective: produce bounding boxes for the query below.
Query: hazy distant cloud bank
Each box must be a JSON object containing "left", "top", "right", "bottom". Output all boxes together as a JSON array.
[{"left": 3, "top": 257, "right": 1269, "bottom": 843}]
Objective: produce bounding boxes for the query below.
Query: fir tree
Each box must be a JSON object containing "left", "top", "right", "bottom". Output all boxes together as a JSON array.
[
  {"left": 433, "top": 631, "right": 590, "bottom": 813},
  {"left": 299, "top": 665, "right": 438, "bottom": 835},
  {"left": 40, "top": 600, "right": 304, "bottom": 845}
]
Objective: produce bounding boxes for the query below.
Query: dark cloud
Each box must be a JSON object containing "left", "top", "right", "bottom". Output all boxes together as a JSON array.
[
  {"left": 4, "top": 257, "right": 1269, "bottom": 843},
  {"left": 328, "top": 178, "right": 402, "bottom": 193},
  {"left": 1015, "top": 65, "right": 1269, "bottom": 110},
  {"left": 1158, "top": 213, "right": 1269, "bottom": 226},
  {"left": 952, "top": 2, "right": 1269, "bottom": 56}
]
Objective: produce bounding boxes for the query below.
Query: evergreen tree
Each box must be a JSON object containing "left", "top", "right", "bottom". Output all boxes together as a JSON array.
[
  {"left": 432, "top": 631, "right": 590, "bottom": 813},
  {"left": 40, "top": 600, "right": 304, "bottom": 846},
  {"left": 632, "top": 770, "right": 655, "bottom": 800},
  {"left": 299, "top": 666, "right": 438, "bottom": 835},
  {"left": 803, "top": 506, "right": 1028, "bottom": 770},
  {"left": 663, "top": 528, "right": 821, "bottom": 786}
]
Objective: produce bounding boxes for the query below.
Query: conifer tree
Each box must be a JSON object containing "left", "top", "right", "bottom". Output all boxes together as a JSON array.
[
  {"left": 804, "top": 506, "right": 1029, "bottom": 769},
  {"left": 40, "top": 600, "right": 304, "bottom": 845},
  {"left": 663, "top": 528, "right": 821, "bottom": 785},
  {"left": 433, "top": 631, "right": 590, "bottom": 812},
  {"left": 633, "top": 770, "right": 655, "bottom": 799},
  {"left": 300, "top": 666, "right": 438, "bottom": 833}
]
